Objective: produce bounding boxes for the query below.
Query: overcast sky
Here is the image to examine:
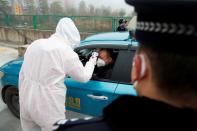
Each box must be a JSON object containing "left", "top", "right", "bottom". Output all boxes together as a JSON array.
[{"left": 75, "top": 0, "right": 134, "bottom": 13}]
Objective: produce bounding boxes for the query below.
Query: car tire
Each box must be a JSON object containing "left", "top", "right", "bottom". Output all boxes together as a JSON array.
[{"left": 5, "top": 87, "right": 20, "bottom": 118}]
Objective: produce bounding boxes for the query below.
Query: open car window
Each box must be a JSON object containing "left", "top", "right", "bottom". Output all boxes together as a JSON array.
[
  {"left": 76, "top": 48, "right": 119, "bottom": 82},
  {"left": 76, "top": 48, "right": 93, "bottom": 66}
]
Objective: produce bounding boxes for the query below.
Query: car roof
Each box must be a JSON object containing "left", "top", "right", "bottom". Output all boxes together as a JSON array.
[
  {"left": 80, "top": 32, "right": 132, "bottom": 46},
  {"left": 83, "top": 32, "right": 130, "bottom": 41}
]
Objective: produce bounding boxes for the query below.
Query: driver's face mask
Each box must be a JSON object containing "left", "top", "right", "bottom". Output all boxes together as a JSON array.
[{"left": 97, "top": 58, "right": 106, "bottom": 67}]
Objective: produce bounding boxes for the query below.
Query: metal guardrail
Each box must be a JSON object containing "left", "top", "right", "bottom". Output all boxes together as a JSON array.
[{"left": 0, "top": 14, "right": 132, "bottom": 33}]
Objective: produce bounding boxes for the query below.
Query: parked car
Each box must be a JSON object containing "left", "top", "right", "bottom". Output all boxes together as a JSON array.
[{"left": 0, "top": 32, "right": 137, "bottom": 119}]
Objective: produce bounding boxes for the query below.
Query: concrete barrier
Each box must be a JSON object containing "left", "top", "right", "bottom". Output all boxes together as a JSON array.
[
  {"left": 0, "top": 27, "right": 94, "bottom": 57},
  {"left": 0, "top": 27, "right": 93, "bottom": 46}
]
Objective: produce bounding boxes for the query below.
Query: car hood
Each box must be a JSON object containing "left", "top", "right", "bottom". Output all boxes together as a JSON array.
[{"left": 0, "top": 58, "right": 23, "bottom": 75}]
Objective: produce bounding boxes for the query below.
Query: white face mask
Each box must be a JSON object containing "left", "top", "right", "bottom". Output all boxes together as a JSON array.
[{"left": 97, "top": 58, "right": 106, "bottom": 67}]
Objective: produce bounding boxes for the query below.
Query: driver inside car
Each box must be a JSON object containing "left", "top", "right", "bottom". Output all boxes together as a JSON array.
[{"left": 93, "top": 48, "right": 114, "bottom": 80}]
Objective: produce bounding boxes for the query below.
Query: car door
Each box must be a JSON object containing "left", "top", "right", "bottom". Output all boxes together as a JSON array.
[
  {"left": 65, "top": 48, "right": 118, "bottom": 117},
  {"left": 111, "top": 49, "right": 137, "bottom": 100}
]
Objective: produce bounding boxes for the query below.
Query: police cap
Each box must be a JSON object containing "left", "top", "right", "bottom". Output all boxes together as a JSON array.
[
  {"left": 126, "top": 0, "right": 197, "bottom": 56},
  {"left": 119, "top": 18, "right": 127, "bottom": 24}
]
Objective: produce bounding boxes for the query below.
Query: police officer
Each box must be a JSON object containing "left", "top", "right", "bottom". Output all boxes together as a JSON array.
[
  {"left": 116, "top": 18, "right": 128, "bottom": 32},
  {"left": 52, "top": 0, "right": 197, "bottom": 130}
]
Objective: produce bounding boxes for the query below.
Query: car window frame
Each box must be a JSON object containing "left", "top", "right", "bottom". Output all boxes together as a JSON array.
[
  {"left": 74, "top": 45, "right": 125, "bottom": 83},
  {"left": 110, "top": 49, "right": 136, "bottom": 84}
]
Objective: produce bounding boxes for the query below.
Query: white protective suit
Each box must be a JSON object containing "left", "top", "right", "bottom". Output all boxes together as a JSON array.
[{"left": 19, "top": 18, "right": 97, "bottom": 131}]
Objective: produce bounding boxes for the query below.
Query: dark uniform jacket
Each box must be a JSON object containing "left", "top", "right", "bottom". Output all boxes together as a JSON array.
[
  {"left": 53, "top": 95, "right": 197, "bottom": 131},
  {"left": 116, "top": 26, "right": 127, "bottom": 32}
]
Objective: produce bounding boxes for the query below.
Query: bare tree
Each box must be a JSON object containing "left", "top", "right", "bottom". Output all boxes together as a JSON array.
[
  {"left": 102, "top": 6, "right": 112, "bottom": 16},
  {"left": 119, "top": 9, "right": 126, "bottom": 16},
  {"left": 50, "top": 1, "right": 64, "bottom": 15},
  {"left": 94, "top": 8, "right": 102, "bottom": 16},
  {"left": 0, "top": 0, "right": 10, "bottom": 14},
  {"left": 78, "top": 0, "right": 87, "bottom": 16},
  {"left": 66, "top": 7, "right": 77, "bottom": 16},
  {"left": 111, "top": 11, "right": 119, "bottom": 16},
  {"left": 26, "top": 0, "right": 37, "bottom": 14},
  {"left": 88, "top": 4, "right": 95, "bottom": 16},
  {"left": 38, "top": 0, "right": 49, "bottom": 14}
]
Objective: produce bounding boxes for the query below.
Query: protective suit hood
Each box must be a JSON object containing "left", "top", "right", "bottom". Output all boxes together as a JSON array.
[{"left": 55, "top": 17, "right": 80, "bottom": 49}]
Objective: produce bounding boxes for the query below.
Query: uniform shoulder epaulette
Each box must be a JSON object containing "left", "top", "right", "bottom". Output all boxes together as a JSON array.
[{"left": 52, "top": 117, "right": 102, "bottom": 131}]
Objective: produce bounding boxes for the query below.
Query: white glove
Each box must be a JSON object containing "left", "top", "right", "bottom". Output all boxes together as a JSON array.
[
  {"left": 89, "top": 52, "right": 98, "bottom": 65},
  {"left": 91, "top": 52, "right": 99, "bottom": 58}
]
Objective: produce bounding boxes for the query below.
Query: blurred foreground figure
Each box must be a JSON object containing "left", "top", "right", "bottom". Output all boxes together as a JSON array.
[{"left": 53, "top": 1, "right": 197, "bottom": 130}]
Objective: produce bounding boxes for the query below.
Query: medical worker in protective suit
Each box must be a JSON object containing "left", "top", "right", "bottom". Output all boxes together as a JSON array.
[{"left": 19, "top": 17, "right": 98, "bottom": 131}]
